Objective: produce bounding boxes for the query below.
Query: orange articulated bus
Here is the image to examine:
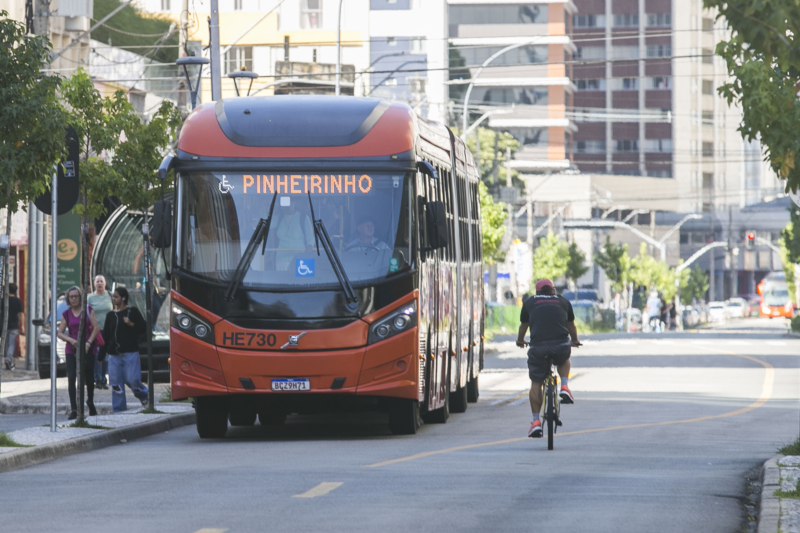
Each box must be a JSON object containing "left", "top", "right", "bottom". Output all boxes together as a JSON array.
[
  {"left": 757, "top": 272, "right": 794, "bottom": 318},
  {"left": 156, "top": 96, "right": 484, "bottom": 438}
]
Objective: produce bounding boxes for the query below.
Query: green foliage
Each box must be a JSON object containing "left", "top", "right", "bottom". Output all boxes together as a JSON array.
[
  {"left": 0, "top": 431, "right": 28, "bottom": 447},
  {"left": 566, "top": 241, "right": 589, "bottom": 288},
  {"left": 92, "top": 0, "right": 178, "bottom": 64},
  {"left": 533, "top": 233, "right": 568, "bottom": 282},
  {"left": 465, "top": 128, "right": 521, "bottom": 191},
  {"left": 706, "top": 0, "right": 800, "bottom": 193},
  {"left": 680, "top": 267, "right": 709, "bottom": 305},
  {"left": 791, "top": 314, "right": 800, "bottom": 333},
  {"left": 0, "top": 12, "right": 67, "bottom": 210},
  {"left": 594, "top": 236, "right": 631, "bottom": 290},
  {"left": 782, "top": 208, "right": 800, "bottom": 304},
  {"left": 629, "top": 243, "right": 678, "bottom": 300},
  {"left": 479, "top": 182, "right": 507, "bottom": 264}
]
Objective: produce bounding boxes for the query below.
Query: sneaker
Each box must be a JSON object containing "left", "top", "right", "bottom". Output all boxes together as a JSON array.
[
  {"left": 140, "top": 396, "right": 148, "bottom": 407},
  {"left": 68, "top": 411, "right": 78, "bottom": 420},
  {"left": 560, "top": 385, "right": 574, "bottom": 404},
  {"left": 528, "top": 420, "right": 543, "bottom": 438}
]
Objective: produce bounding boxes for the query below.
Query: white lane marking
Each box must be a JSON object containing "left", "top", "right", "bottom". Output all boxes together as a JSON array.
[
  {"left": 767, "top": 341, "right": 786, "bottom": 346},
  {"left": 293, "top": 482, "right": 343, "bottom": 499},
  {"left": 194, "top": 529, "right": 227, "bottom": 533},
  {"left": 726, "top": 340, "right": 751, "bottom": 346},
  {"left": 489, "top": 390, "right": 529, "bottom": 406},
  {"left": 509, "top": 396, "right": 530, "bottom": 406}
]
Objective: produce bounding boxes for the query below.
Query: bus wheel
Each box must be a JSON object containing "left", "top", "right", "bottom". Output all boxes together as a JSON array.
[
  {"left": 229, "top": 410, "right": 257, "bottom": 426},
  {"left": 196, "top": 397, "right": 228, "bottom": 439},
  {"left": 388, "top": 400, "right": 421, "bottom": 435},
  {"left": 450, "top": 384, "right": 468, "bottom": 413},
  {"left": 258, "top": 410, "right": 287, "bottom": 426},
  {"left": 422, "top": 386, "right": 449, "bottom": 424},
  {"left": 467, "top": 375, "right": 479, "bottom": 403}
]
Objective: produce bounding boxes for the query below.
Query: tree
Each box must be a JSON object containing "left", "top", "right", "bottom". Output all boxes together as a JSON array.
[
  {"left": 629, "top": 243, "right": 678, "bottom": 300},
  {"left": 565, "top": 241, "right": 589, "bottom": 294},
  {"left": 532, "top": 232, "right": 568, "bottom": 283},
  {"left": 0, "top": 12, "right": 66, "bottom": 389},
  {"left": 479, "top": 182, "right": 507, "bottom": 264},
  {"left": 680, "top": 267, "right": 709, "bottom": 305},
  {"left": 707, "top": 0, "right": 800, "bottom": 193},
  {"left": 465, "top": 127, "right": 523, "bottom": 195},
  {"left": 92, "top": 0, "right": 179, "bottom": 64},
  {"left": 594, "top": 235, "right": 631, "bottom": 290},
  {"left": 781, "top": 206, "right": 800, "bottom": 303}
]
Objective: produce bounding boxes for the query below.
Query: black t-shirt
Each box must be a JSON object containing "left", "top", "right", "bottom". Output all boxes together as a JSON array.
[
  {"left": 519, "top": 294, "right": 575, "bottom": 344},
  {"left": 0, "top": 297, "right": 24, "bottom": 330}
]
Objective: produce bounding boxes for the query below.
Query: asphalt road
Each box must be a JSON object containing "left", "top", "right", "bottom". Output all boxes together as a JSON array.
[{"left": 2, "top": 317, "right": 798, "bottom": 533}]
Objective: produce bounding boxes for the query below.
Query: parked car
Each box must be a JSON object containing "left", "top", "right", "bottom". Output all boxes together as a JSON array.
[
  {"left": 707, "top": 301, "right": 727, "bottom": 322},
  {"left": 623, "top": 308, "right": 642, "bottom": 331},
  {"left": 32, "top": 296, "right": 68, "bottom": 379},
  {"left": 725, "top": 298, "right": 748, "bottom": 319},
  {"left": 746, "top": 296, "right": 762, "bottom": 317},
  {"left": 682, "top": 307, "right": 701, "bottom": 328}
]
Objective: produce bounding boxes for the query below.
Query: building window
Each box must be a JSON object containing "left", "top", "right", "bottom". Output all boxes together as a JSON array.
[
  {"left": 702, "top": 142, "right": 714, "bottom": 157},
  {"left": 649, "top": 77, "right": 671, "bottom": 89},
  {"left": 702, "top": 17, "right": 714, "bottom": 31},
  {"left": 450, "top": 5, "right": 546, "bottom": 25},
  {"left": 702, "top": 111, "right": 714, "bottom": 125},
  {"left": 646, "top": 45, "right": 671, "bottom": 58},
  {"left": 454, "top": 44, "right": 547, "bottom": 66},
  {"left": 410, "top": 37, "right": 426, "bottom": 54},
  {"left": 575, "top": 79, "right": 605, "bottom": 91},
  {"left": 702, "top": 48, "right": 714, "bottom": 64},
  {"left": 615, "top": 140, "right": 639, "bottom": 152},
  {"left": 161, "top": 0, "right": 170, "bottom": 10},
  {"left": 612, "top": 78, "right": 638, "bottom": 90},
  {"left": 702, "top": 80, "right": 714, "bottom": 95},
  {"left": 224, "top": 46, "right": 253, "bottom": 75},
  {"left": 645, "top": 139, "right": 673, "bottom": 153},
  {"left": 646, "top": 13, "right": 671, "bottom": 27},
  {"left": 611, "top": 46, "right": 639, "bottom": 60},
  {"left": 575, "top": 140, "right": 606, "bottom": 154},
  {"left": 613, "top": 13, "right": 639, "bottom": 27},
  {"left": 703, "top": 172, "right": 714, "bottom": 189},
  {"left": 387, "top": 37, "right": 397, "bottom": 46},
  {"left": 573, "top": 14, "right": 605, "bottom": 28},
  {"left": 574, "top": 46, "right": 606, "bottom": 60},
  {"left": 234, "top": 0, "right": 242, "bottom": 10},
  {"left": 301, "top": 0, "right": 322, "bottom": 29}
]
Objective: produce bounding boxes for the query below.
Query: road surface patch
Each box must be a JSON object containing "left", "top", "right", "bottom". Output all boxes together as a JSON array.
[
  {"left": 193, "top": 529, "right": 227, "bottom": 533},
  {"left": 293, "top": 482, "right": 343, "bottom": 498}
]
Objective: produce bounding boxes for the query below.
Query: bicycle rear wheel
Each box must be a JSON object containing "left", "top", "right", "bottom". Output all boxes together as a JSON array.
[{"left": 546, "top": 384, "right": 555, "bottom": 450}]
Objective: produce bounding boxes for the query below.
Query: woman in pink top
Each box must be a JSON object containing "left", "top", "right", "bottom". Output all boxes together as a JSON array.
[{"left": 56, "top": 286, "right": 101, "bottom": 419}]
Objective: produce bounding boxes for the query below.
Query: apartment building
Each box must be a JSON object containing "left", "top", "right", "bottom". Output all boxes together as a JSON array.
[
  {"left": 448, "top": 0, "right": 575, "bottom": 173},
  {"left": 571, "top": 0, "right": 780, "bottom": 212}
]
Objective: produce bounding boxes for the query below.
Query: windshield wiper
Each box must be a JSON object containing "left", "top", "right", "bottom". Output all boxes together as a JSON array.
[
  {"left": 225, "top": 192, "right": 278, "bottom": 301},
  {"left": 307, "top": 193, "right": 358, "bottom": 306}
]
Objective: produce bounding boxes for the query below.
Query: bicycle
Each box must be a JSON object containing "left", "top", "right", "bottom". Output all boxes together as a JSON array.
[{"left": 540, "top": 356, "right": 562, "bottom": 450}]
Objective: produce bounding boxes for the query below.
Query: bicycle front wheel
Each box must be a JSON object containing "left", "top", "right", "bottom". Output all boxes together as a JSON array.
[{"left": 546, "top": 384, "right": 555, "bottom": 450}]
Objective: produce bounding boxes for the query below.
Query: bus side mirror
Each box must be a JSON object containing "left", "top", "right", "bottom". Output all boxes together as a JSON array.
[
  {"left": 151, "top": 200, "right": 172, "bottom": 249},
  {"left": 158, "top": 155, "right": 175, "bottom": 181},
  {"left": 425, "top": 201, "right": 448, "bottom": 250},
  {"left": 416, "top": 161, "right": 438, "bottom": 180}
]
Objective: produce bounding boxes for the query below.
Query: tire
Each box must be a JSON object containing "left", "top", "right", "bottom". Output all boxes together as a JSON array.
[
  {"left": 546, "top": 385, "right": 555, "bottom": 451},
  {"left": 422, "top": 381, "right": 449, "bottom": 424},
  {"left": 450, "top": 383, "right": 468, "bottom": 413},
  {"left": 388, "top": 399, "right": 421, "bottom": 435},
  {"left": 229, "top": 410, "right": 257, "bottom": 426},
  {"left": 467, "top": 375, "right": 479, "bottom": 403},
  {"left": 258, "top": 410, "right": 287, "bottom": 426},
  {"left": 196, "top": 397, "right": 228, "bottom": 438}
]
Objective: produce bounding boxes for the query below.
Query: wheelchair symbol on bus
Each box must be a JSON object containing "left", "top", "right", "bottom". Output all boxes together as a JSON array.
[
  {"left": 219, "top": 175, "right": 234, "bottom": 194},
  {"left": 296, "top": 259, "right": 315, "bottom": 277}
]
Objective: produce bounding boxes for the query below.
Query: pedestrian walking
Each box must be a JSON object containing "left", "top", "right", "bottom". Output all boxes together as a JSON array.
[
  {"left": 56, "top": 286, "right": 100, "bottom": 419},
  {"left": 87, "top": 275, "right": 112, "bottom": 389},
  {"left": 669, "top": 297, "right": 678, "bottom": 330},
  {"left": 99, "top": 287, "right": 148, "bottom": 412},
  {"left": 1, "top": 283, "right": 25, "bottom": 370}
]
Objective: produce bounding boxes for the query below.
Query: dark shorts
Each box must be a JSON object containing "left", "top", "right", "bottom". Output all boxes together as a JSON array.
[{"left": 527, "top": 339, "right": 571, "bottom": 382}]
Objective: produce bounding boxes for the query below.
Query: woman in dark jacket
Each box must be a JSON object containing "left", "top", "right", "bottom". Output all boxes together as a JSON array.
[{"left": 99, "top": 287, "right": 148, "bottom": 412}]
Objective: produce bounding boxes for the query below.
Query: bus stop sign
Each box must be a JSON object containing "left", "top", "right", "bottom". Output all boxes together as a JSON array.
[{"left": 34, "top": 125, "right": 80, "bottom": 215}]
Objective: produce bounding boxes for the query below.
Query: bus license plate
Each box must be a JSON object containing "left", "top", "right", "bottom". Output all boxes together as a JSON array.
[{"left": 271, "top": 378, "right": 310, "bottom": 391}]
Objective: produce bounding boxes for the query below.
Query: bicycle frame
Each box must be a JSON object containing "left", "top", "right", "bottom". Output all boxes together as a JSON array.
[{"left": 540, "top": 362, "right": 561, "bottom": 450}]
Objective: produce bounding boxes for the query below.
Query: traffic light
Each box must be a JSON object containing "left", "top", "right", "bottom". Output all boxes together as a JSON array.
[{"left": 746, "top": 232, "right": 755, "bottom": 248}]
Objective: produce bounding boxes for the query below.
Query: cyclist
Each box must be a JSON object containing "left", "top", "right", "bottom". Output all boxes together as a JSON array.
[
  {"left": 516, "top": 279, "right": 581, "bottom": 438},
  {"left": 645, "top": 291, "right": 662, "bottom": 332}
]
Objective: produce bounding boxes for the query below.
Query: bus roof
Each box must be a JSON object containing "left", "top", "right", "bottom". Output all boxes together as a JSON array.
[{"left": 178, "top": 95, "right": 436, "bottom": 160}]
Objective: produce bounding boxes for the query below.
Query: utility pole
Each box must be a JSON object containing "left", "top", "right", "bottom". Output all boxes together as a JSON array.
[
  {"left": 179, "top": 0, "right": 189, "bottom": 56},
  {"left": 729, "top": 206, "right": 737, "bottom": 298},
  {"left": 709, "top": 209, "right": 715, "bottom": 303},
  {"left": 208, "top": 0, "right": 222, "bottom": 101}
]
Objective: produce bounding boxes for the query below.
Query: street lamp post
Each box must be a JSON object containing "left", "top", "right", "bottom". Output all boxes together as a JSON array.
[
  {"left": 657, "top": 213, "right": 703, "bottom": 261},
  {"left": 335, "top": 0, "right": 344, "bottom": 96},
  {"left": 461, "top": 38, "right": 541, "bottom": 136}
]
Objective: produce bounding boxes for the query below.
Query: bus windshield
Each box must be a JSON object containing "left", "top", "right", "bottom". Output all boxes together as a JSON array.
[
  {"left": 177, "top": 171, "right": 413, "bottom": 289},
  {"left": 763, "top": 285, "right": 789, "bottom": 307}
]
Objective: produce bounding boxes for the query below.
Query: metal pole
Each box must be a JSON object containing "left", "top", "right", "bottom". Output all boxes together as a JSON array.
[
  {"left": 335, "top": 0, "right": 344, "bottom": 96},
  {"left": 709, "top": 211, "right": 715, "bottom": 302},
  {"left": 143, "top": 216, "right": 155, "bottom": 410},
  {"left": 26, "top": 202, "right": 36, "bottom": 370},
  {"left": 50, "top": 169, "right": 58, "bottom": 432},
  {"left": 209, "top": 0, "right": 222, "bottom": 101}
]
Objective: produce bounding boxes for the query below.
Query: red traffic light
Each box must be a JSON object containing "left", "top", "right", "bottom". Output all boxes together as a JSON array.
[{"left": 747, "top": 232, "right": 755, "bottom": 240}]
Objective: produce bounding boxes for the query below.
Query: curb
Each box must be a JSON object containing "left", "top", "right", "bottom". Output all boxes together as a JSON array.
[
  {"left": 0, "top": 398, "right": 119, "bottom": 415},
  {"left": 0, "top": 410, "right": 196, "bottom": 474},
  {"left": 759, "top": 454, "right": 783, "bottom": 533}
]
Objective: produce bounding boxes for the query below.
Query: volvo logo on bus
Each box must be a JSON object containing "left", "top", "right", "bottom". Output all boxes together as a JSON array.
[{"left": 281, "top": 331, "right": 307, "bottom": 349}]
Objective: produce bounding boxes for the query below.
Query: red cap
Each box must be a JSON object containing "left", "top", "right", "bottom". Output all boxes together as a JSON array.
[{"left": 535, "top": 279, "right": 554, "bottom": 292}]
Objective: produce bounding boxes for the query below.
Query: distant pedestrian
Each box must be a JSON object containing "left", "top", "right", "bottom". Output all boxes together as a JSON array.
[
  {"left": 669, "top": 297, "right": 678, "bottom": 330},
  {"left": 645, "top": 291, "right": 662, "bottom": 332},
  {"left": 87, "top": 275, "right": 112, "bottom": 389},
  {"left": 1, "top": 283, "right": 25, "bottom": 371},
  {"left": 611, "top": 292, "right": 623, "bottom": 332},
  {"left": 99, "top": 287, "right": 148, "bottom": 412},
  {"left": 56, "top": 286, "right": 100, "bottom": 419}
]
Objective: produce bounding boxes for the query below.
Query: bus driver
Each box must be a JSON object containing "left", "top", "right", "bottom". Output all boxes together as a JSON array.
[{"left": 345, "top": 215, "right": 390, "bottom": 252}]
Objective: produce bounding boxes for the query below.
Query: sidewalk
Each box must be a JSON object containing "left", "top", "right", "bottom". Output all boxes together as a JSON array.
[
  {"left": 760, "top": 455, "right": 800, "bottom": 533},
  {"left": 0, "top": 370, "right": 195, "bottom": 473}
]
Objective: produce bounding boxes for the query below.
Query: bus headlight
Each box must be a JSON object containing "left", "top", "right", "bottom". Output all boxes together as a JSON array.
[
  {"left": 368, "top": 301, "right": 416, "bottom": 345},
  {"left": 171, "top": 303, "right": 214, "bottom": 344}
]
